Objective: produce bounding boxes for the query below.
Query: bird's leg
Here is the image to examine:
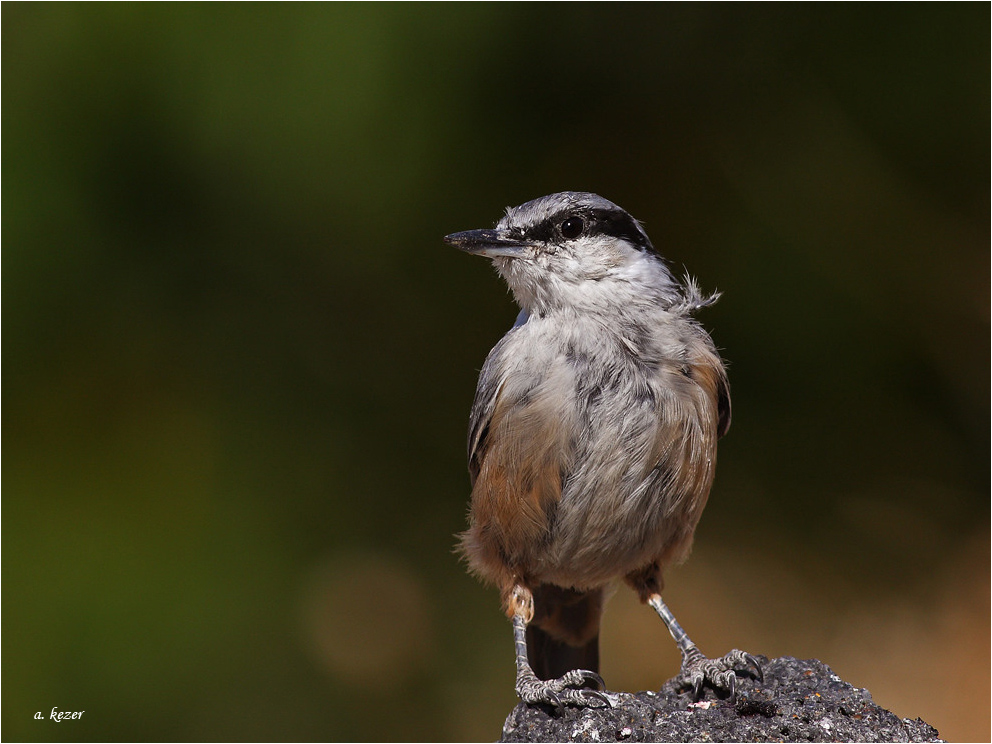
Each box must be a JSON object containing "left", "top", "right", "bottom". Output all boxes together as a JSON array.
[
  {"left": 508, "top": 584, "right": 611, "bottom": 708},
  {"left": 647, "top": 593, "right": 762, "bottom": 700}
]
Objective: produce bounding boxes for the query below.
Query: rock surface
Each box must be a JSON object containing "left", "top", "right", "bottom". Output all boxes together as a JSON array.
[{"left": 500, "top": 656, "right": 942, "bottom": 743}]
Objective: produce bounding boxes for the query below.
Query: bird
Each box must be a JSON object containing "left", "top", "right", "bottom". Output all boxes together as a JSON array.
[{"left": 444, "top": 191, "right": 760, "bottom": 708}]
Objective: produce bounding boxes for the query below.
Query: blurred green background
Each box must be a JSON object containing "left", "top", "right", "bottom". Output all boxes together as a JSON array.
[{"left": 3, "top": 3, "right": 988, "bottom": 742}]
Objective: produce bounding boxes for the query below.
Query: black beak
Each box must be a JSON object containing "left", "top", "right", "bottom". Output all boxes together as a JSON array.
[{"left": 443, "top": 229, "right": 532, "bottom": 258}]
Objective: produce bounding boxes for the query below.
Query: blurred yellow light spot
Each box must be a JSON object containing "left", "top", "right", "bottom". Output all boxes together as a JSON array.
[{"left": 299, "top": 551, "right": 433, "bottom": 690}]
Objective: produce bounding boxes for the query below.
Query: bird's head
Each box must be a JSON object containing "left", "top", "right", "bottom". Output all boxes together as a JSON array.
[{"left": 445, "top": 192, "right": 681, "bottom": 316}]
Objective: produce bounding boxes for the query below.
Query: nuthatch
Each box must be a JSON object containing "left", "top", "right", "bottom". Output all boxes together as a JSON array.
[{"left": 445, "top": 192, "right": 760, "bottom": 707}]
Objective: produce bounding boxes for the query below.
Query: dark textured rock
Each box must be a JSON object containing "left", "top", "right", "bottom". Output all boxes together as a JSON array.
[{"left": 500, "top": 656, "right": 942, "bottom": 743}]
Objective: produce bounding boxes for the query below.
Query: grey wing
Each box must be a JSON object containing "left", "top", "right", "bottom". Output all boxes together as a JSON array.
[
  {"left": 467, "top": 333, "right": 514, "bottom": 486},
  {"left": 716, "top": 371, "right": 731, "bottom": 439}
]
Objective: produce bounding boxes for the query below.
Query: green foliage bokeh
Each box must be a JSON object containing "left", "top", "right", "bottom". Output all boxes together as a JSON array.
[{"left": 3, "top": 4, "right": 988, "bottom": 741}]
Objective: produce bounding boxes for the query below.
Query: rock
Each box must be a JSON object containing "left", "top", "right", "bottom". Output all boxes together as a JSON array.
[{"left": 500, "top": 656, "right": 942, "bottom": 743}]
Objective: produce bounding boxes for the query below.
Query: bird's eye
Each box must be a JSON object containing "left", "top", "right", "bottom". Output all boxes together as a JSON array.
[{"left": 560, "top": 217, "right": 584, "bottom": 239}]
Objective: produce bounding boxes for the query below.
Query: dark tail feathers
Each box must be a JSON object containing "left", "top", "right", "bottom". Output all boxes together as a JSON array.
[
  {"left": 527, "top": 585, "right": 603, "bottom": 680},
  {"left": 526, "top": 623, "right": 600, "bottom": 680}
]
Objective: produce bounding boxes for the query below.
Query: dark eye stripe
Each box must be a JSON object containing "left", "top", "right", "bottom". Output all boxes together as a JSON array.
[
  {"left": 517, "top": 207, "right": 653, "bottom": 252},
  {"left": 587, "top": 208, "right": 653, "bottom": 251},
  {"left": 506, "top": 198, "right": 657, "bottom": 257}
]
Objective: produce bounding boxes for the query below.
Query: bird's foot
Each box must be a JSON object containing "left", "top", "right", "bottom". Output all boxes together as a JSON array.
[
  {"left": 515, "top": 666, "right": 612, "bottom": 708},
  {"left": 675, "top": 647, "right": 763, "bottom": 700}
]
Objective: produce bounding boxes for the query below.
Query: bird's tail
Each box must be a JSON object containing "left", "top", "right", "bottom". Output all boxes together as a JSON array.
[{"left": 527, "top": 585, "right": 603, "bottom": 680}]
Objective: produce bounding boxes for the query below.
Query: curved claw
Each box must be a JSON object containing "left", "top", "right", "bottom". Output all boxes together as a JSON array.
[
  {"left": 745, "top": 653, "right": 764, "bottom": 682},
  {"left": 583, "top": 689, "right": 613, "bottom": 708},
  {"left": 516, "top": 668, "right": 612, "bottom": 708},
  {"left": 558, "top": 667, "right": 604, "bottom": 692},
  {"left": 564, "top": 688, "right": 612, "bottom": 708},
  {"left": 583, "top": 670, "right": 607, "bottom": 690},
  {"left": 691, "top": 674, "right": 704, "bottom": 701},
  {"left": 677, "top": 649, "right": 761, "bottom": 700}
]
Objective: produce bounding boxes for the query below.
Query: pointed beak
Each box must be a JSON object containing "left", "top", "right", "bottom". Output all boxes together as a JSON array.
[{"left": 443, "top": 229, "right": 533, "bottom": 259}]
